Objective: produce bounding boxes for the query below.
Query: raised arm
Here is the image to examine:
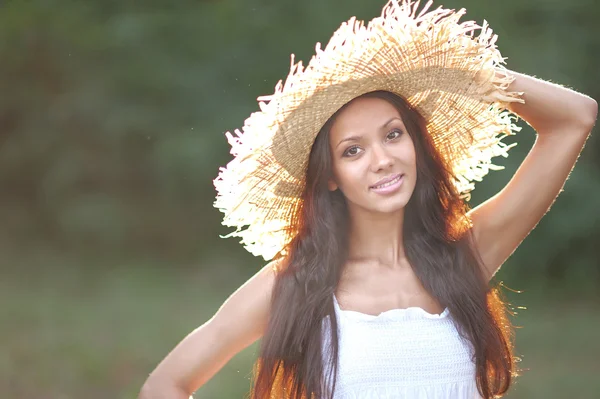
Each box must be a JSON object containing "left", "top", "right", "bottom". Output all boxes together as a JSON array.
[
  {"left": 138, "top": 261, "right": 279, "bottom": 398},
  {"left": 467, "top": 70, "right": 598, "bottom": 281}
]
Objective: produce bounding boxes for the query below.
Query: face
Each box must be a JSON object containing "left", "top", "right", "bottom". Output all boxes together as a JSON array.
[{"left": 327, "top": 96, "right": 418, "bottom": 215}]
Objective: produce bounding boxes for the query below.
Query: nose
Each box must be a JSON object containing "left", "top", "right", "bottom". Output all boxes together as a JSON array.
[{"left": 369, "top": 143, "right": 394, "bottom": 172}]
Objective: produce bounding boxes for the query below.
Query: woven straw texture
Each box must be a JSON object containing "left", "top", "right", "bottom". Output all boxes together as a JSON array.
[{"left": 213, "top": 0, "right": 523, "bottom": 260}]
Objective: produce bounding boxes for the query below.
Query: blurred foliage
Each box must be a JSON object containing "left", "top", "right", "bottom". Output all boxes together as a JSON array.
[
  {"left": 3, "top": 0, "right": 598, "bottom": 291},
  {"left": 1, "top": 0, "right": 599, "bottom": 396},
  {"left": 3, "top": 261, "right": 600, "bottom": 398}
]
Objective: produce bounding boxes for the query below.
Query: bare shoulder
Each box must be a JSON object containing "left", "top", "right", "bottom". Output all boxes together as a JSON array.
[
  {"left": 142, "top": 259, "right": 282, "bottom": 395},
  {"left": 209, "top": 258, "right": 281, "bottom": 339}
]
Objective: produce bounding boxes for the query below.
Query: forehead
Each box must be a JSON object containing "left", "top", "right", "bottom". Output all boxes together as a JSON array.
[{"left": 329, "top": 96, "right": 402, "bottom": 138}]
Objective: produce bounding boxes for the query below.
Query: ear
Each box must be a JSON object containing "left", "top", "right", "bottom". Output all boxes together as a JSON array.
[{"left": 327, "top": 178, "right": 338, "bottom": 191}]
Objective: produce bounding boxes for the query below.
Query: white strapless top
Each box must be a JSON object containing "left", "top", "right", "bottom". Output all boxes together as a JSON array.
[{"left": 320, "top": 295, "right": 481, "bottom": 399}]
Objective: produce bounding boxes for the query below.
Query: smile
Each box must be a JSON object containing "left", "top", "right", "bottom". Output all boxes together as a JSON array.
[{"left": 370, "top": 174, "right": 404, "bottom": 194}]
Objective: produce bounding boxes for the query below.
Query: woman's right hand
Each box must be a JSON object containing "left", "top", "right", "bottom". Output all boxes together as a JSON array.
[{"left": 138, "top": 261, "right": 279, "bottom": 398}]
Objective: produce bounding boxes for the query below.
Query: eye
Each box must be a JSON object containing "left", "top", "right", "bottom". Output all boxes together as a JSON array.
[
  {"left": 386, "top": 128, "right": 404, "bottom": 141},
  {"left": 342, "top": 145, "right": 362, "bottom": 157}
]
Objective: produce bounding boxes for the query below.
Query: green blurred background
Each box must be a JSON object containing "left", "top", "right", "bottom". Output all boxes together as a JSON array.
[{"left": 1, "top": 0, "right": 599, "bottom": 398}]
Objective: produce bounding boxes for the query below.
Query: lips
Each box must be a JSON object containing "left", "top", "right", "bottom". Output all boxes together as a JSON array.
[{"left": 370, "top": 173, "right": 404, "bottom": 189}]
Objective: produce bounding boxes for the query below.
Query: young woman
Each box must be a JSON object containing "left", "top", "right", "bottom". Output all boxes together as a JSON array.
[{"left": 139, "top": 1, "right": 597, "bottom": 398}]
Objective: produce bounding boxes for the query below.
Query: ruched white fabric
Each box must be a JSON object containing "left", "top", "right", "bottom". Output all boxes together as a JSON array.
[{"left": 320, "top": 295, "right": 482, "bottom": 399}]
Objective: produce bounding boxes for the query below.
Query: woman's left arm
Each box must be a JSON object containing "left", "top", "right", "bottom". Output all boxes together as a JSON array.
[{"left": 467, "top": 70, "right": 598, "bottom": 281}]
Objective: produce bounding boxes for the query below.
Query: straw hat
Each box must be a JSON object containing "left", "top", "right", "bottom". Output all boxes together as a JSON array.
[{"left": 213, "top": 0, "right": 523, "bottom": 260}]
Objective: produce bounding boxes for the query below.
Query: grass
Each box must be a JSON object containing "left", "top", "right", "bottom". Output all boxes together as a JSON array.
[{"left": 1, "top": 256, "right": 599, "bottom": 399}]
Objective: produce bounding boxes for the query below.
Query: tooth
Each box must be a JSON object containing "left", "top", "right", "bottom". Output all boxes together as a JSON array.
[{"left": 374, "top": 175, "right": 400, "bottom": 189}]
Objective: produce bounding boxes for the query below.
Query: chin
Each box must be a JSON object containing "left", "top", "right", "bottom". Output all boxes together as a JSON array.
[
  {"left": 363, "top": 193, "right": 412, "bottom": 214},
  {"left": 374, "top": 201, "right": 409, "bottom": 214}
]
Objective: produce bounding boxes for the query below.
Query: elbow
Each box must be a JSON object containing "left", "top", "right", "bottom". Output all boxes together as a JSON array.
[
  {"left": 138, "top": 378, "right": 155, "bottom": 399},
  {"left": 138, "top": 375, "right": 192, "bottom": 399},
  {"left": 138, "top": 377, "right": 162, "bottom": 399},
  {"left": 582, "top": 97, "right": 598, "bottom": 133},
  {"left": 138, "top": 380, "right": 154, "bottom": 399}
]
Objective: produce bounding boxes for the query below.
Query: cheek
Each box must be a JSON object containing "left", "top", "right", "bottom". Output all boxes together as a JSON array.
[
  {"left": 403, "top": 141, "right": 417, "bottom": 169},
  {"left": 409, "top": 150, "right": 417, "bottom": 170},
  {"left": 332, "top": 161, "right": 365, "bottom": 192}
]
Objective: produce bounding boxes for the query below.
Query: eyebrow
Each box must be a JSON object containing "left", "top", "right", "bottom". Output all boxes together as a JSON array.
[{"left": 335, "top": 117, "right": 402, "bottom": 149}]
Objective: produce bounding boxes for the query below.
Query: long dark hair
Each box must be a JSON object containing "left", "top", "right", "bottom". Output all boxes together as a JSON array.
[{"left": 249, "top": 91, "right": 518, "bottom": 399}]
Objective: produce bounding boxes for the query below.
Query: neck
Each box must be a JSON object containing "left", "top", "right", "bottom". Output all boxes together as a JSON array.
[{"left": 346, "top": 207, "right": 408, "bottom": 269}]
